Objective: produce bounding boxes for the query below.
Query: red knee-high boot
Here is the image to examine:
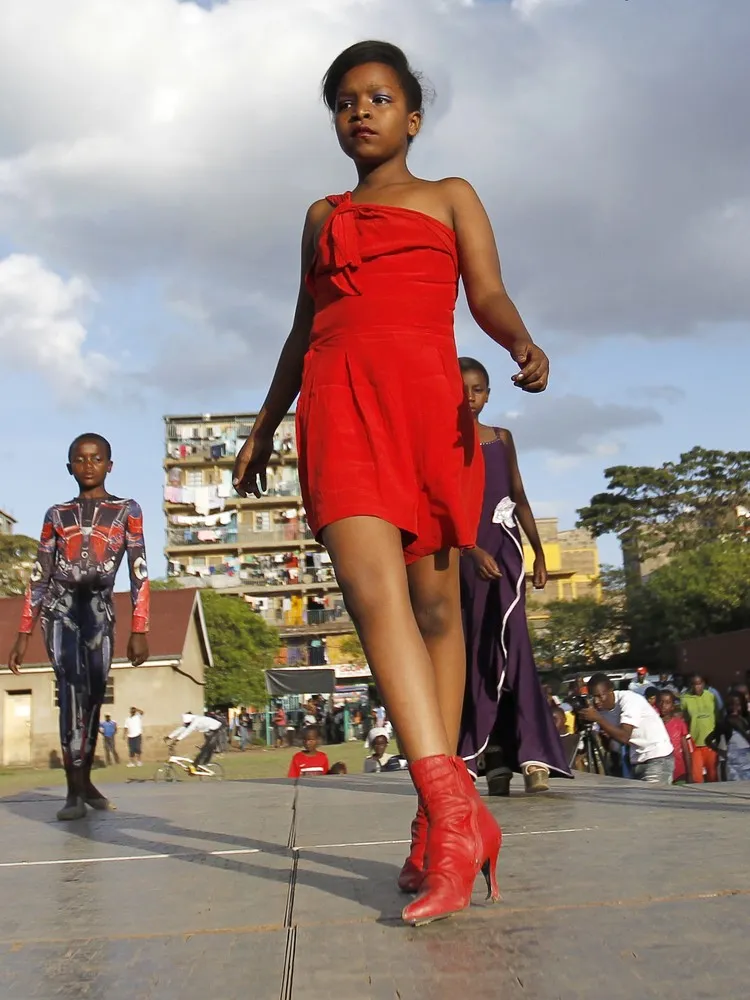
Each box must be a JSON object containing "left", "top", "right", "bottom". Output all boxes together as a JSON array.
[
  {"left": 401, "top": 755, "right": 501, "bottom": 926},
  {"left": 397, "top": 802, "right": 427, "bottom": 893}
]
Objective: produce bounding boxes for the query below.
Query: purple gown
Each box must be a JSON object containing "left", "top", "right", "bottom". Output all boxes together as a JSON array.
[{"left": 458, "top": 432, "right": 572, "bottom": 778}]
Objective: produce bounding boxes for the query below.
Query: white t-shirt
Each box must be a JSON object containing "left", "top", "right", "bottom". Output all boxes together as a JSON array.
[
  {"left": 124, "top": 714, "right": 143, "bottom": 738},
  {"left": 602, "top": 691, "right": 673, "bottom": 764},
  {"left": 168, "top": 715, "right": 222, "bottom": 741}
]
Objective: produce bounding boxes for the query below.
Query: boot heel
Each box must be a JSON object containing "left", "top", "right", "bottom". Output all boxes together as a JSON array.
[{"left": 481, "top": 851, "right": 500, "bottom": 902}]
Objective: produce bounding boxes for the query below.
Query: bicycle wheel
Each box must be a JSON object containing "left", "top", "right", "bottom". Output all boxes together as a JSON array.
[
  {"left": 155, "top": 763, "right": 178, "bottom": 783},
  {"left": 199, "top": 762, "right": 224, "bottom": 781}
]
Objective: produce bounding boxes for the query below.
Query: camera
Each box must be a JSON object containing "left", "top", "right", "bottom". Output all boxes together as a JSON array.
[{"left": 570, "top": 693, "right": 592, "bottom": 712}]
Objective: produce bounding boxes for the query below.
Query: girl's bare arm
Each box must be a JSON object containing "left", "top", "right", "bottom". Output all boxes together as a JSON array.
[
  {"left": 251, "top": 200, "right": 328, "bottom": 439},
  {"left": 447, "top": 178, "right": 548, "bottom": 393},
  {"left": 500, "top": 429, "right": 544, "bottom": 559}
]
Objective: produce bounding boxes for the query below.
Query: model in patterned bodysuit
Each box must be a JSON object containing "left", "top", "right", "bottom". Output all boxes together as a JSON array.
[{"left": 20, "top": 497, "right": 150, "bottom": 771}]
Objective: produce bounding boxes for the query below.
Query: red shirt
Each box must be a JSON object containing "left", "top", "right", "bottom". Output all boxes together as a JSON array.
[
  {"left": 663, "top": 716, "right": 690, "bottom": 782},
  {"left": 287, "top": 750, "right": 330, "bottom": 778}
]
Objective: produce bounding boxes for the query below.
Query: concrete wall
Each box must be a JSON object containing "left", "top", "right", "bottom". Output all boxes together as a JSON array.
[
  {"left": 677, "top": 629, "right": 750, "bottom": 692},
  {"left": 0, "top": 660, "right": 205, "bottom": 769}
]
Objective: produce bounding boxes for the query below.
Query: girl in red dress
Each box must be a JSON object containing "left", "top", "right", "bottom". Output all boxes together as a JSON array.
[{"left": 234, "top": 40, "right": 549, "bottom": 926}]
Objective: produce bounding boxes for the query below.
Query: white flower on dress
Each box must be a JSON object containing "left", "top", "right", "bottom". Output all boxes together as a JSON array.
[{"left": 492, "top": 496, "right": 517, "bottom": 527}]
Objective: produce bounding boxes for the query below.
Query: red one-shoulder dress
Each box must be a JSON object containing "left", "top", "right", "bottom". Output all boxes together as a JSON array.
[{"left": 298, "top": 192, "right": 483, "bottom": 564}]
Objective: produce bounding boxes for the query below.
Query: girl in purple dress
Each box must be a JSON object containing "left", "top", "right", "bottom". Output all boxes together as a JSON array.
[{"left": 458, "top": 358, "right": 572, "bottom": 794}]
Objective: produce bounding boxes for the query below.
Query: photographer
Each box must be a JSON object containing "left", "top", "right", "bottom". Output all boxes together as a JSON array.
[{"left": 577, "top": 673, "right": 674, "bottom": 784}]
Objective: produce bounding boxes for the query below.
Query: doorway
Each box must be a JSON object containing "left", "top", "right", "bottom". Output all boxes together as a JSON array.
[{"left": 3, "top": 690, "right": 32, "bottom": 766}]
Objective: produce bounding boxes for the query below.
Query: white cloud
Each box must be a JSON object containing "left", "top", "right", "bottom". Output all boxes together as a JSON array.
[
  {"left": 0, "top": 254, "right": 112, "bottom": 400},
  {"left": 497, "top": 393, "right": 661, "bottom": 456},
  {"left": 510, "top": 0, "right": 579, "bottom": 19},
  {"left": 0, "top": 0, "right": 748, "bottom": 392}
]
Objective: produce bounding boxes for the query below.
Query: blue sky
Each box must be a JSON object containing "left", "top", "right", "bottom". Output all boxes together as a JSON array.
[{"left": 1, "top": 0, "right": 748, "bottom": 583}]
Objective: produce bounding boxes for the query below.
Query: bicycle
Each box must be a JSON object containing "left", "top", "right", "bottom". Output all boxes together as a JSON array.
[{"left": 154, "top": 742, "right": 224, "bottom": 783}]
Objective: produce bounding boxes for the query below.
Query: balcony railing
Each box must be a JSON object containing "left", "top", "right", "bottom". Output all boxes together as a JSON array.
[
  {"left": 163, "top": 483, "right": 301, "bottom": 504},
  {"left": 254, "top": 607, "right": 351, "bottom": 629},
  {"left": 166, "top": 526, "right": 316, "bottom": 548},
  {"left": 165, "top": 443, "right": 298, "bottom": 463}
]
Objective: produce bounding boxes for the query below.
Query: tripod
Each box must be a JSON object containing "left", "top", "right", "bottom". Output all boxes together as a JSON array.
[{"left": 578, "top": 722, "right": 609, "bottom": 775}]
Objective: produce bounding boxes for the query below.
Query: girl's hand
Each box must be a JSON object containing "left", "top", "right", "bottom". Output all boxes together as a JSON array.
[
  {"left": 468, "top": 547, "right": 502, "bottom": 581},
  {"left": 127, "top": 633, "right": 149, "bottom": 666},
  {"left": 233, "top": 430, "right": 274, "bottom": 498},
  {"left": 7, "top": 634, "right": 28, "bottom": 674},
  {"left": 533, "top": 556, "right": 548, "bottom": 590},
  {"left": 511, "top": 343, "right": 549, "bottom": 393}
]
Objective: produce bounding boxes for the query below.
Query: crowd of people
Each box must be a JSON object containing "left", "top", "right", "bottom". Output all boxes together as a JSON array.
[{"left": 551, "top": 671, "right": 750, "bottom": 784}]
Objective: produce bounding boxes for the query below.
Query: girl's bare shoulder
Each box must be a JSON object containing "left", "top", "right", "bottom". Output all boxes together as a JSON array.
[
  {"left": 305, "top": 198, "right": 336, "bottom": 244},
  {"left": 495, "top": 426, "right": 514, "bottom": 446}
]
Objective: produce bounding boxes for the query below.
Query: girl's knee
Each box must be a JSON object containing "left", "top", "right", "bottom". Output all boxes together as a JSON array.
[
  {"left": 339, "top": 576, "right": 385, "bottom": 625},
  {"left": 413, "top": 593, "right": 457, "bottom": 641}
]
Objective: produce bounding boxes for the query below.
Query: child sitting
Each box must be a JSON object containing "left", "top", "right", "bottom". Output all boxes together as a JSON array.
[{"left": 364, "top": 728, "right": 393, "bottom": 773}]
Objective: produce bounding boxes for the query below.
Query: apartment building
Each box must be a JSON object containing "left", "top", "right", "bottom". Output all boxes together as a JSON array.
[
  {"left": 162, "top": 411, "right": 353, "bottom": 666},
  {"left": 522, "top": 518, "right": 601, "bottom": 628},
  {"left": 0, "top": 509, "right": 16, "bottom": 535}
]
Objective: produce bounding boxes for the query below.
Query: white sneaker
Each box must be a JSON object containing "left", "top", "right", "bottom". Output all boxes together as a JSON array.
[
  {"left": 136, "top": 760, "right": 143, "bottom": 767},
  {"left": 127, "top": 762, "right": 135, "bottom": 768}
]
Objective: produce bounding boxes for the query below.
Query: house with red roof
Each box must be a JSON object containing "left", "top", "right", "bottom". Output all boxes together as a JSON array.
[{"left": 0, "top": 589, "right": 212, "bottom": 767}]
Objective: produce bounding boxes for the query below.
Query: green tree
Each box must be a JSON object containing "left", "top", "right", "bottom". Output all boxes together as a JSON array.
[
  {"left": 340, "top": 632, "right": 365, "bottom": 665},
  {"left": 577, "top": 447, "right": 750, "bottom": 566},
  {"left": 200, "top": 591, "right": 280, "bottom": 707},
  {"left": 629, "top": 540, "right": 750, "bottom": 668},
  {"left": 0, "top": 534, "right": 38, "bottom": 597},
  {"left": 530, "top": 590, "right": 627, "bottom": 673}
]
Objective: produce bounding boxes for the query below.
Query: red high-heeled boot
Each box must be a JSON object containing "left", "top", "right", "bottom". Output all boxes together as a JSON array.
[
  {"left": 401, "top": 755, "right": 501, "bottom": 926},
  {"left": 397, "top": 802, "right": 427, "bottom": 893},
  {"left": 456, "top": 757, "right": 503, "bottom": 901}
]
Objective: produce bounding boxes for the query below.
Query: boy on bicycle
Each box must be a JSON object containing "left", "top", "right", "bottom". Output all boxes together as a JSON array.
[{"left": 166, "top": 712, "right": 223, "bottom": 774}]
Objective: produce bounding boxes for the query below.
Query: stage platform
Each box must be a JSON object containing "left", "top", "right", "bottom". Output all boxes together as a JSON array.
[{"left": 0, "top": 770, "right": 747, "bottom": 999}]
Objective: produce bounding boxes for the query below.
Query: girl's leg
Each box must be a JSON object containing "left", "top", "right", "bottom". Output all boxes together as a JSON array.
[
  {"left": 323, "top": 518, "right": 501, "bottom": 924},
  {"left": 321, "top": 517, "right": 450, "bottom": 761},
  {"left": 406, "top": 549, "right": 466, "bottom": 754}
]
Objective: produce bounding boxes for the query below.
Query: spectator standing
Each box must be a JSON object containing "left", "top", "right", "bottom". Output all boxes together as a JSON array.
[
  {"left": 681, "top": 674, "right": 720, "bottom": 783},
  {"left": 629, "top": 667, "right": 652, "bottom": 697},
  {"left": 273, "top": 704, "right": 287, "bottom": 748},
  {"left": 644, "top": 687, "right": 660, "bottom": 712},
  {"left": 657, "top": 690, "right": 693, "bottom": 783},
  {"left": 99, "top": 715, "right": 119, "bottom": 766},
  {"left": 123, "top": 707, "right": 144, "bottom": 767},
  {"left": 708, "top": 692, "right": 750, "bottom": 782},
  {"left": 237, "top": 706, "right": 252, "bottom": 751}
]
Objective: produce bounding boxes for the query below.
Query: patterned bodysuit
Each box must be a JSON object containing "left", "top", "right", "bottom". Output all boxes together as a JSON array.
[{"left": 19, "top": 497, "right": 150, "bottom": 769}]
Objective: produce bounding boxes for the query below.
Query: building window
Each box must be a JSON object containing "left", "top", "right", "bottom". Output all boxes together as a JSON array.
[
  {"left": 186, "top": 470, "right": 203, "bottom": 487},
  {"left": 53, "top": 678, "right": 115, "bottom": 708}
]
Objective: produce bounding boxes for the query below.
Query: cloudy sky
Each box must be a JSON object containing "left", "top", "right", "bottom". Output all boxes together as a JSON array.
[{"left": 1, "top": 0, "right": 748, "bottom": 578}]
